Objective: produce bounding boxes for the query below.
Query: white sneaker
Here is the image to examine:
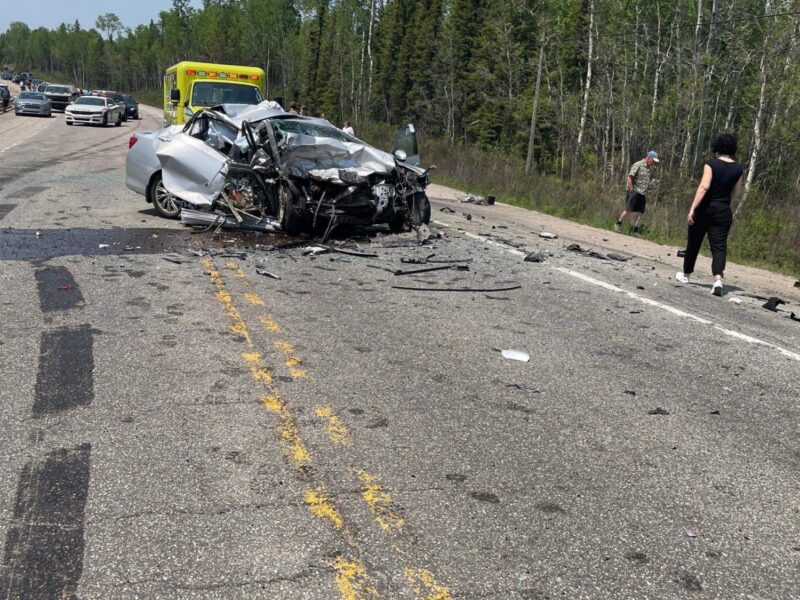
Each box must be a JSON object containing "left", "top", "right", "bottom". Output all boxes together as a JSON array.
[
  {"left": 711, "top": 280, "right": 723, "bottom": 296},
  {"left": 675, "top": 272, "right": 689, "bottom": 284}
]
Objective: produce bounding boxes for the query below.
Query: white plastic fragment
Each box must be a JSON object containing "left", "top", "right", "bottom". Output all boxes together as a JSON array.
[
  {"left": 682, "top": 527, "right": 697, "bottom": 538},
  {"left": 98, "top": 244, "right": 109, "bottom": 249},
  {"left": 502, "top": 349, "right": 530, "bottom": 362},
  {"left": 539, "top": 231, "right": 558, "bottom": 239},
  {"left": 728, "top": 297, "right": 743, "bottom": 305}
]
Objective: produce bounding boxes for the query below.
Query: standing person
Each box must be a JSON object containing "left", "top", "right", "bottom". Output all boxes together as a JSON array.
[
  {"left": 342, "top": 120, "right": 354, "bottom": 136},
  {"left": 615, "top": 150, "right": 660, "bottom": 237},
  {"left": 300, "top": 103, "right": 307, "bottom": 116},
  {"left": 288, "top": 101, "right": 299, "bottom": 115},
  {"left": 675, "top": 133, "right": 743, "bottom": 296},
  {"left": 0, "top": 86, "right": 10, "bottom": 113}
]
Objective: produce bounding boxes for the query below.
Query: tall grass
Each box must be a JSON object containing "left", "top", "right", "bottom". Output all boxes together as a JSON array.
[{"left": 359, "top": 124, "right": 799, "bottom": 277}]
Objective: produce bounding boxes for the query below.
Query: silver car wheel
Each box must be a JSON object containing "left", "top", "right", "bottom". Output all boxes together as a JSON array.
[{"left": 152, "top": 177, "right": 181, "bottom": 219}]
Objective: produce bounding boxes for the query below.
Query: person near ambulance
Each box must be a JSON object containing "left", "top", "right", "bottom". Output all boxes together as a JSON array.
[{"left": 615, "top": 150, "right": 659, "bottom": 237}]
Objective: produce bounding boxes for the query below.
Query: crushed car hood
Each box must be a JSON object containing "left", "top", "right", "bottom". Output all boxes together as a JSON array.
[{"left": 282, "top": 134, "right": 396, "bottom": 183}]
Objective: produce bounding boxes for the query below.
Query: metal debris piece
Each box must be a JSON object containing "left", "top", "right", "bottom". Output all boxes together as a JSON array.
[
  {"left": 401, "top": 254, "right": 437, "bottom": 265},
  {"left": 539, "top": 231, "right": 558, "bottom": 239},
  {"left": 566, "top": 243, "right": 582, "bottom": 252},
  {"left": 501, "top": 349, "right": 530, "bottom": 362},
  {"left": 790, "top": 312, "right": 800, "bottom": 322},
  {"left": 648, "top": 407, "right": 670, "bottom": 415},
  {"left": 303, "top": 246, "right": 330, "bottom": 256},
  {"left": 607, "top": 253, "right": 631, "bottom": 262},
  {"left": 440, "top": 207, "right": 456, "bottom": 214},
  {"left": 181, "top": 208, "right": 280, "bottom": 233},
  {"left": 682, "top": 527, "right": 697, "bottom": 538},
  {"left": 98, "top": 244, "right": 109, "bottom": 249},
  {"left": 256, "top": 268, "right": 281, "bottom": 280},
  {"left": 329, "top": 247, "right": 378, "bottom": 258},
  {"left": 677, "top": 250, "right": 687, "bottom": 257},
  {"left": 762, "top": 297, "right": 786, "bottom": 312},
  {"left": 394, "top": 265, "right": 452, "bottom": 276},
  {"left": 524, "top": 251, "right": 547, "bottom": 263},
  {"left": 624, "top": 390, "right": 636, "bottom": 396},
  {"left": 214, "top": 251, "right": 247, "bottom": 260},
  {"left": 392, "top": 284, "right": 522, "bottom": 293},
  {"left": 162, "top": 256, "right": 185, "bottom": 264},
  {"left": 458, "top": 193, "right": 486, "bottom": 205},
  {"left": 463, "top": 213, "right": 472, "bottom": 221},
  {"left": 416, "top": 223, "right": 432, "bottom": 243}
]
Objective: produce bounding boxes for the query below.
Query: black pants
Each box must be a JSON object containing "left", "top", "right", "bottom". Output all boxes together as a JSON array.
[{"left": 683, "top": 204, "right": 733, "bottom": 277}]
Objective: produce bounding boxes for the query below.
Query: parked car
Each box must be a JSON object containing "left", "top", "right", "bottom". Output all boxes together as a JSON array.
[
  {"left": 123, "top": 95, "right": 139, "bottom": 120},
  {"left": 44, "top": 84, "right": 79, "bottom": 111},
  {"left": 125, "top": 101, "right": 432, "bottom": 232},
  {"left": 91, "top": 90, "right": 127, "bottom": 121},
  {"left": 65, "top": 95, "right": 123, "bottom": 127},
  {"left": 14, "top": 91, "right": 52, "bottom": 117}
]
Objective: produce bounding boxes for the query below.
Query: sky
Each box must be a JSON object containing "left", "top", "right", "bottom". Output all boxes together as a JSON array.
[{"left": 0, "top": 1, "right": 202, "bottom": 33}]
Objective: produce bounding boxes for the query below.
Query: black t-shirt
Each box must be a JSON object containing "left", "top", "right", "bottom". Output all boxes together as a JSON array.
[{"left": 702, "top": 158, "right": 743, "bottom": 207}]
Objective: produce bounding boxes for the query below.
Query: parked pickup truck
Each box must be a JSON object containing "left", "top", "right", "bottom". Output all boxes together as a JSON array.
[{"left": 44, "top": 84, "right": 79, "bottom": 111}]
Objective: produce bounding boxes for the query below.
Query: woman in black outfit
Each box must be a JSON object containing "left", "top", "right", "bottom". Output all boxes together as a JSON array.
[{"left": 675, "top": 133, "right": 744, "bottom": 296}]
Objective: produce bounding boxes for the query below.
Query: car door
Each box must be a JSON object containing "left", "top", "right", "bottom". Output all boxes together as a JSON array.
[
  {"left": 155, "top": 115, "right": 229, "bottom": 208},
  {"left": 391, "top": 124, "right": 420, "bottom": 166}
]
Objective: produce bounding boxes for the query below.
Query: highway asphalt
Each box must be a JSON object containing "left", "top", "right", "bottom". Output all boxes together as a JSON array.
[{"left": 0, "top": 102, "right": 799, "bottom": 599}]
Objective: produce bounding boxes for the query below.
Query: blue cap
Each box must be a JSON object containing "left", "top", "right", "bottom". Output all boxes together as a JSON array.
[{"left": 647, "top": 150, "right": 660, "bottom": 163}]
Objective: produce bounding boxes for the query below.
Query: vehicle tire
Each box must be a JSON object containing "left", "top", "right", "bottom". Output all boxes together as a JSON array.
[
  {"left": 409, "top": 191, "right": 431, "bottom": 226},
  {"left": 66, "top": 121, "right": 73, "bottom": 126},
  {"left": 277, "top": 183, "right": 304, "bottom": 234},
  {"left": 115, "top": 113, "right": 121, "bottom": 127},
  {"left": 134, "top": 111, "right": 139, "bottom": 120},
  {"left": 102, "top": 113, "right": 108, "bottom": 127},
  {"left": 149, "top": 173, "right": 182, "bottom": 219}
]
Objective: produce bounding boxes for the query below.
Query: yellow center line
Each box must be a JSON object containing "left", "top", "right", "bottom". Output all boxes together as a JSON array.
[
  {"left": 305, "top": 484, "right": 345, "bottom": 530},
  {"left": 225, "top": 261, "right": 246, "bottom": 278},
  {"left": 354, "top": 469, "right": 404, "bottom": 532},
  {"left": 274, "top": 340, "right": 308, "bottom": 379},
  {"left": 261, "top": 393, "right": 313, "bottom": 471},
  {"left": 260, "top": 315, "right": 282, "bottom": 332},
  {"left": 333, "top": 557, "right": 380, "bottom": 600},
  {"left": 245, "top": 292, "right": 265, "bottom": 305},
  {"left": 404, "top": 568, "right": 453, "bottom": 600},
  {"left": 315, "top": 406, "right": 352, "bottom": 445}
]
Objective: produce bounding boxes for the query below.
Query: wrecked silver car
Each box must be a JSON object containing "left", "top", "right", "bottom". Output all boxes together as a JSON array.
[{"left": 126, "top": 102, "right": 432, "bottom": 235}]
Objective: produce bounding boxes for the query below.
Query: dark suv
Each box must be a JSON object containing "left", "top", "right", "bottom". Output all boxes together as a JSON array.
[{"left": 123, "top": 95, "right": 139, "bottom": 120}]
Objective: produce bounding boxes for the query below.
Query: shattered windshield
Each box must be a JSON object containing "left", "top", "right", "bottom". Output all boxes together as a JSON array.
[
  {"left": 272, "top": 118, "right": 356, "bottom": 143},
  {"left": 191, "top": 82, "right": 262, "bottom": 107}
]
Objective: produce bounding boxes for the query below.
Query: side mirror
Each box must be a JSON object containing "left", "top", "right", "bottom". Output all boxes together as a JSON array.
[
  {"left": 394, "top": 149, "right": 407, "bottom": 162},
  {"left": 170, "top": 89, "right": 180, "bottom": 104}
]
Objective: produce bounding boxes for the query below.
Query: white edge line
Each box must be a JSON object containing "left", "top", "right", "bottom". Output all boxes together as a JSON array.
[{"left": 433, "top": 218, "right": 800, "bottom": 363}]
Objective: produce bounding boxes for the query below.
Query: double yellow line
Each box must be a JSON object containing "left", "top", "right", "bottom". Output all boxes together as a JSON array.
[{"left": 202, "top": 257, "right": 452, "bottom": 599}]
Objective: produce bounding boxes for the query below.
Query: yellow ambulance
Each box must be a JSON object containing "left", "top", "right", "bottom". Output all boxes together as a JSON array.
[{"left": 163, "top": 61, "right": 266, "bottom": 125}]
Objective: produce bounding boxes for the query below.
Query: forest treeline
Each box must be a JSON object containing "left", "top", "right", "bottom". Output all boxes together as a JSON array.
[{"left": 1, "top": 0, "right": 798, "bottom": 271}]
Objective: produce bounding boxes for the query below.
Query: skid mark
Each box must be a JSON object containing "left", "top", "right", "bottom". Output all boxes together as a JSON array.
[
  {"left": 333, "top": 557, "right": 379, "bottom": 600},
  {"left": 262, "top": 394, "right": 312, "bottom": 470},
  {"left": 354, "top": 470, "right": 404, "bottom": 532},
  {"left": 315, "top": 406, "right": 351, "bottom": 445},
  {"left": 305, "top": 485, "right": 344, "bottom": 530},
  {"left": 404, "top": 568, "right": 452, "bottom": 600}
]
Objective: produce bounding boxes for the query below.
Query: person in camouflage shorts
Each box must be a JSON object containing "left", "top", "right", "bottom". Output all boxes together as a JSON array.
[{"left": 615, "top": 150, "right": 659, "bottom": 237}]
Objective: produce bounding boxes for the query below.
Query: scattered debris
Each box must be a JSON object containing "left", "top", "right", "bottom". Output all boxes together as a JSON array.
[
  {"left": 416, "top": 223, "right": 432, "bottom": 243},
  {"left": 648, "top": 407, "right": 670, "bottom": 415},
  {"left": 487, "top": 195, "right": 496, "bottom": 205},
  {"left": 213, "top": 251, "right": 247, "bottom": 260},
  {"left": 762, "top": 297, "right": 786, "bottom": 312},
  {"left": 35, "top": 231, "right": 41, "bottom": 237},
  {"left": 710, "top": 410, "right": 721, "bottom": 415},
  {"left": 624, "top": 390, "right": 637, "bottom": 396},
  {"left": 394, "top": 265, "right": 453, "bottom": 276},
  {"left": 458, "top": 193, "right": 487, "bottom": 205},
  {"left": 607, "top": 253, "right": 631, "bottom": 262},
  {"left": 463, "top": 213, "right": 472, "bottom": 221},
  {"left": 485, "top": 295, "right": 510, "bottom": 300},
  {"left": 328, "top": 247, "right": 378, "bottom": 258},
  {"left": 790, "top": 313, "right": 800, "bottom": 322},
  {"left": 162, "top": 256, "right": 185, "bottom": 264},
  {"left": 728, "top": 297, "right": 743, "bottom": 305},
  {"left": 636, "top": 285, "right": 645, "bottom": 290},
  {"left": 567, "top": 243, "right": 611, "bottom": 260},
  {"left": 567, "top": 243, "right": 583, "bottom": 252},
  {"left": 501, "top": 349, "right": 530, "bottom": 362},
  {"left": 392, "top": 284, "right": 522, "bottom": 293},
  {"left": 189, "top": 250, "right": 207, "bottom": 257},
  {"left": 794, "top": 280, "right": 800, "bottom": 288},
  {"left": 677, "top": 250, "right": 687, "bottom": 257},
  {"left": 524, "top": 251, "right": 547, "bottom": 263},
  {"left": 303, "top": 246, "right": 329, "bottom": 256},
  {"left": 56, "top": 285, "right": 74, "bottom": 291},
  {"left": 682, "top": 527, "right": 697, "bottom": 538},
  {"left": 539, "top": 231, "right": 558, "bottom": 239},
  {"left": 440, "top": 206, "right": 456, "bottom": 214},
  {"left": 98, "top": 244, "right": 109, "bottom": 249},
  {"left": 256, "top": 268, "right": 281, "bottom": 280}
]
